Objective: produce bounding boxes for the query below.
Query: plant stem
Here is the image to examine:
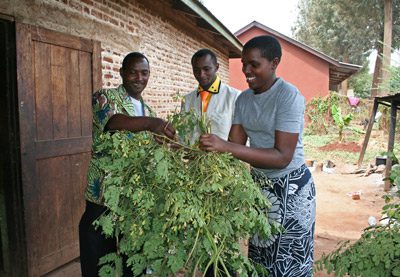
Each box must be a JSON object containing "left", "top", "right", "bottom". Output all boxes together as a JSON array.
[{"left": 185, "top": 228, "right": 201, "bottom": 267}]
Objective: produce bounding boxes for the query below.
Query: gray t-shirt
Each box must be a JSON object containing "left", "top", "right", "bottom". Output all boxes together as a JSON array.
[{"left": 232, "top": 78, "right": 305, "bottom": 178}]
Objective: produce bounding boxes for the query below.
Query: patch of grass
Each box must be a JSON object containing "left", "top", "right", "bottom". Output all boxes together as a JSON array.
[
  {"left": 305, "top": 150, "right": 358, "bottom": 164},
  {"left": 303, "top": 129, "right": 399, "bottom": 167},
  {"left": 303, "top": 134, "right": 336, "bottom": 148}
]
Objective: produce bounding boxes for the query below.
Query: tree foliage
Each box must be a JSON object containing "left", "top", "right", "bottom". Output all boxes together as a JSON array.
[
  {"left": 380, "top": 64, "right": 400, "bottom": 94},
  {"left": 293, "top": 0, "right": 400, "bottom": 65},
  {"left": 348, "top": 63, "right": 372, "bottom": 98}
]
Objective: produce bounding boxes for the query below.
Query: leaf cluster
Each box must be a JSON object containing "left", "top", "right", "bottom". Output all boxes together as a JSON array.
[
  {"left": 94, "top": 113, "right": 273, "bottom": 276},
  {"left": 348, "top": 63, "right": 373, "bottom": 99},
  {"left": 379, "top": 64, "right": 400, "bottom": 95},
  {"left": 331, "top": 104, "right": 353, "bottom": 128},
  {"left": 305, "top": 93, "right": 339, "bottom": 135}
]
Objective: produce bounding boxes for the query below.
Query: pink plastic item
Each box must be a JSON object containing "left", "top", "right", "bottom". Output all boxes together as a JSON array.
[{"left": 348, "top": 96, "right": 360, "bottom": 106}]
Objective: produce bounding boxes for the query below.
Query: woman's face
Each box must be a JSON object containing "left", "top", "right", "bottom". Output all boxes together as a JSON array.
[{"left": 241, "top": 48, "right": 278, "bottom": 93}]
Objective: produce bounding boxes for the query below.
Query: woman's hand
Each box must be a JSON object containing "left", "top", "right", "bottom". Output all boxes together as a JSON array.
[{"left": 199, "top": 134, "right": 227, "bottom": 152}]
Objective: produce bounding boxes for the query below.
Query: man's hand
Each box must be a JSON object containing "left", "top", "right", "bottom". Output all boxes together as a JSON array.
[{"left": 151, "top": 119, "right": 176, "bottom": 143}]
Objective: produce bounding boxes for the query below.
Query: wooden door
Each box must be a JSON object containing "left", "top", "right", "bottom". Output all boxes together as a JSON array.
[{"left": 16, "top": 23, "right": 101, "bottom": 276}]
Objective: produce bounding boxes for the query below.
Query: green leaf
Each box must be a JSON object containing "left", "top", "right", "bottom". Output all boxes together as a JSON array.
[
  {"left": 98, "top": 253, "right": 123, "bottom": 277},
  {"left": 96, "top": 214, "right": 114, "bottom": 237},
  {"left": 167, "top": 254, "right": 185, "bottom": 273}
]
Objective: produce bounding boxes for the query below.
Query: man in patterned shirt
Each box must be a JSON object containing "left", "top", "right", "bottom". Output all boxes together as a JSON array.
[{"left": 79, "top": 52, "right": 175, "bottom": 277}]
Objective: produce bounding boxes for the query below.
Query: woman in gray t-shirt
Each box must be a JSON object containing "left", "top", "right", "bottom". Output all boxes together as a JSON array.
[{"left": 200, "top": 35, "right": 316, "bottom": 277}]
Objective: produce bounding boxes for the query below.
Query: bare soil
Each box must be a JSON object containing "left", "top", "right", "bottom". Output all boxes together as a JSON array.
[
  {"left": 313, "top": 163, "right": 387, "bottom": 276},
  {"left": 318, "top": 142, "right": 361, "bottom": 152}
]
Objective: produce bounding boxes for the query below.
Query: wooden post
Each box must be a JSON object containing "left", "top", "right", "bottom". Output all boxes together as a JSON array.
[
  {"left": 358, "top": 99, "right": 379, "bottom": 167},
  {"left": 384, "top": 101, "right": 397, "bottom": 191},
  {"left": 382, "top": 0, "right": 393, "bottom": 95}
]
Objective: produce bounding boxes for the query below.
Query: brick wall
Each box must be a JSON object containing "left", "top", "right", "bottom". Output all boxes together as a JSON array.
[{"left": 4, "top": 0, "right": 231, "bottom": 117}]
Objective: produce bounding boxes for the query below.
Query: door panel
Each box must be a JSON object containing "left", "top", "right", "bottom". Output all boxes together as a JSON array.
[{"left": 16, "top": 23, "right": 101, "bottom": 276}]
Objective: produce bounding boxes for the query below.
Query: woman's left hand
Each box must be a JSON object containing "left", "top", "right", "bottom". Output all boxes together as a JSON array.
[{"left": 199, "top": 134, "right": 227, "bottom": 152}]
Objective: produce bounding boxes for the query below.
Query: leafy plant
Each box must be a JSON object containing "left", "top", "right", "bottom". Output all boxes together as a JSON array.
[
  {"left": 306, "top": 96, "right": 330, "bottom": 134},
  {"left": 348, "top": 63, "right": 373, "bottom": 98},
  {"left": 331, "top": 104, "right": 353, "bottom": 142},
  {"left": 379, "top": 64, "right": 400, "bottom": 95},
  {"left": 315, "top": 152, "right": 400, "bottom": 277},
  {"left": 306, "top": 93, "right": 340, "bottom": 135},
  {"left": 94, "top": 112, "right": 273, "bottom": 276}
]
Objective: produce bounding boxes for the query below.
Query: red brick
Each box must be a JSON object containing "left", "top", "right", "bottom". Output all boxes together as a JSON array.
[
  {"left": 103, "top": 57, "right": 113, "bottom": 63},
  {"left": 91, "top": 9, "right": 103, "bottom": 20}
]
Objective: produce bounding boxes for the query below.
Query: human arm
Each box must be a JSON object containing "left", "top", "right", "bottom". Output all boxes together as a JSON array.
[
  {"left": 105, "top": 114, "right": 175, "bottom": 139},
  {"left": 228, "top": 124, "right": 247, "bottom": 145},
  {"left": 93, "top": 88, "right": 175, "bottom": 140},
  {"left": 200, "top": 126, "right": 298, "bottom": 169},
  {"left": 204, "top": 83, "right": 305, "bottom": 169}
]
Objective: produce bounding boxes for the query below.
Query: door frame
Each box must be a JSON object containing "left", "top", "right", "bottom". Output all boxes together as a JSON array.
[
  {"left": 0, "top": 18, "right": 27, "bottom": 277},
  {"left": 2, "top": 22, "right": 102, "bottom": 276}
]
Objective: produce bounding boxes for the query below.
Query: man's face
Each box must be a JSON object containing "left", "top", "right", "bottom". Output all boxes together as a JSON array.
[
  {"left": 192, "top": 54, "right": 219, "bottom": 89},
  {"left": 120, "top": 57, "right": 150, "bottom": 99},
  {"left": 241, "top": 48, "right": 279, "bottom": 93}
]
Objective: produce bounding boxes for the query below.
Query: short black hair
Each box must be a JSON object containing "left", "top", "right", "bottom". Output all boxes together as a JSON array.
[
  {"left": 122, "top": 52, "right": 149, "bottom": 69},
  {"left": 191, "top": 48, "right": 218, "bottom": 65},
  {"left": 243, "top": 36, "right": 282, "bottom": 61}
]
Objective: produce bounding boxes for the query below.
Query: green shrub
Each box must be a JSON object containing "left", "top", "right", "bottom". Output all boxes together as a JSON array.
[
  {"left": 331, "top": 104, "right": 353, "bottom": 142},
  {"left": 349, "top": 63, "right": 373, "bottom": 99},
  {"left": 306, "top": 93, "right": 339, "bottom": 135}
]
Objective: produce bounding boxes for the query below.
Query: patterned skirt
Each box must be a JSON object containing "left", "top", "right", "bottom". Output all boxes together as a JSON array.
[{"left": 249, "top": 164, "right": 316, "bottom": 277}]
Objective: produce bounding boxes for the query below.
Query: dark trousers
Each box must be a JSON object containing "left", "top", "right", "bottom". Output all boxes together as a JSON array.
[{"left": 79, "top": 201, "right": 133, "bottom": 277}]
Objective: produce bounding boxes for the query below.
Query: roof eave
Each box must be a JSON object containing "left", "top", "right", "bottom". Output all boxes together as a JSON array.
[
  {"left": 177, "top": 0, "right": 242, "bottom": 58},
  {"left": 329, "top": 62, "right": 362, "bottom": 86}
]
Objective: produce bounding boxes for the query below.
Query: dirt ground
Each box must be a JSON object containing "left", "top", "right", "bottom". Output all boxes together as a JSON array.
[{"left": 312, "top": 162, "right": 387, "bottom": 276}]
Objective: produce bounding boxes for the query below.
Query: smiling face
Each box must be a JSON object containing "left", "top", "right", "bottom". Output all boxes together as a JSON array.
[
  {"left": 120, "top": 57, "right": 150, "bottom": 99},
  {"left": 241, "top": 47, "right": 280, "bottom": 94},
  {"left": 192, "top": 54, "right": 219, "bottom": 90}
]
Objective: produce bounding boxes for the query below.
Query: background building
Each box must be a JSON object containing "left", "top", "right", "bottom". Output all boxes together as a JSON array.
[{"left": 229, "top": 21, "right": 361, "bottom": 100}]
